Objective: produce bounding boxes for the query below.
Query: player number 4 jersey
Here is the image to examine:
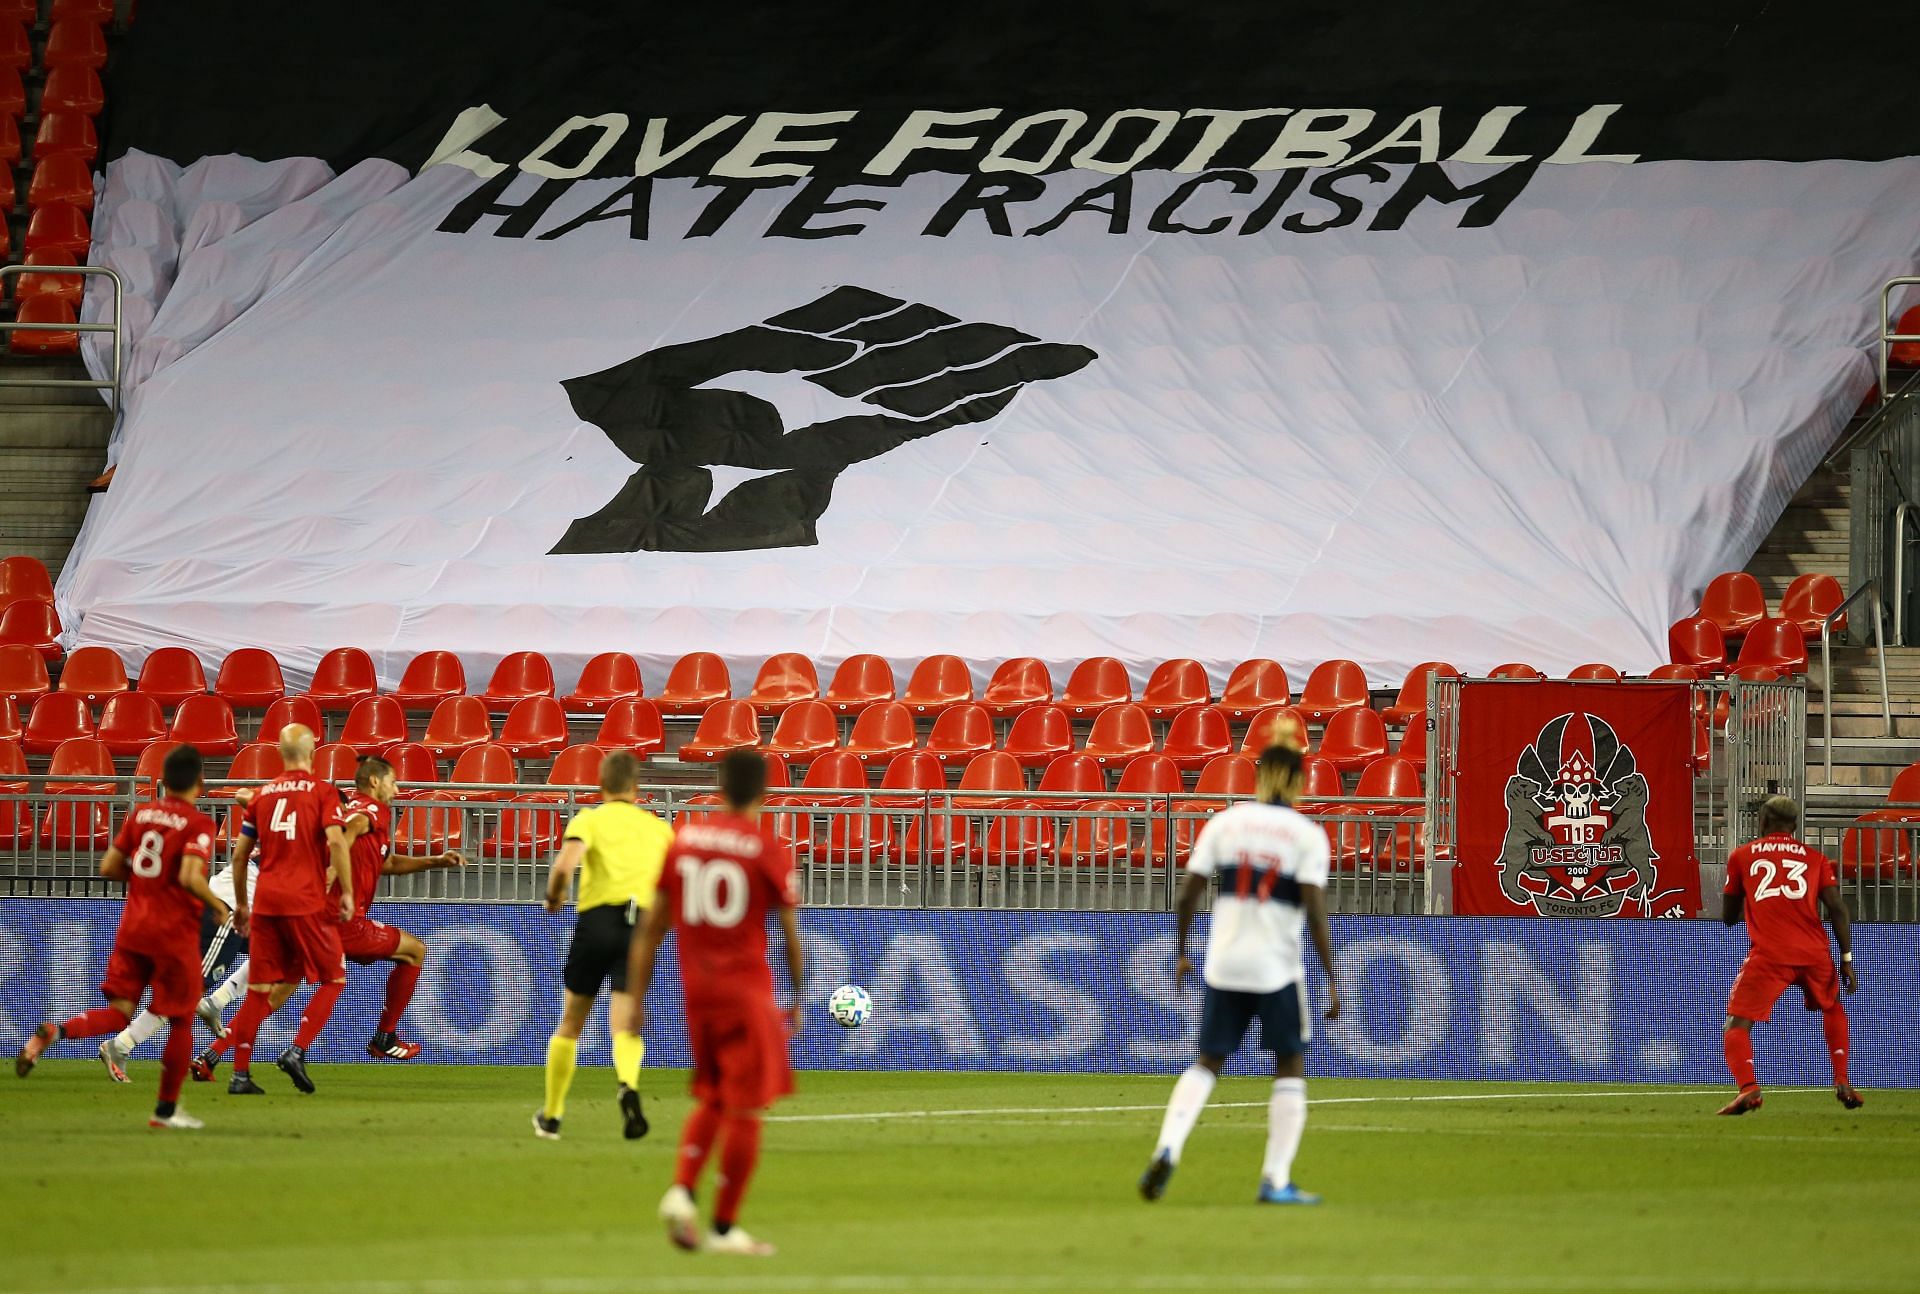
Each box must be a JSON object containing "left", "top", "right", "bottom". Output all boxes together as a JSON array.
[
  {"left": 243, "top": 770, "right": 344, "bottom": 917},
  {"left": 1186, "top": 800, "right": 1331, "bottom": 994},
  {"left": 1723, "top": 833, "right": 1838, "bottom": 966},
  {"left": 660, "top": 813, "right": 799, "bottom": 1011}
]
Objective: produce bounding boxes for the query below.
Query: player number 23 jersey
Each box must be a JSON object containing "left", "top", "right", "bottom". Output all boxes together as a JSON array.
[
  {"left": 1723, "top": 833, "right": 1837, "bottom": 966},
  {"left": 1186, "top": 800, "right": 1331, "bottom": 994}
]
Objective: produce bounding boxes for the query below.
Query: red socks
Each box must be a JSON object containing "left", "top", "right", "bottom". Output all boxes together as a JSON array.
[
  {"left": 714, "top": 1114, "right": 764, "bottom": 1229},
  {"left": 675, "top": 1100, "right": 725, "bottom": 1191},
  {"left": 57, "top": 1006, "right": 131, "bottom": 1040},
  {"left": 158, "top": 1019, "right": 193, "bottom": 1106},
  {"left": 1822, "top": 1007, "right": 1852, "bottom": 1087},
  {"left": 292, "top": 981, "right": 344, "bottom": 1050},
  {"left": 226, "top": 989, "right": 274, "bottom": 1073},
  {"left": 379, "top": 963, "right": 421, "bottom": 1035},
  {"left": 1723, "top": 1027, "right": 1757, "bottom": 1091}
]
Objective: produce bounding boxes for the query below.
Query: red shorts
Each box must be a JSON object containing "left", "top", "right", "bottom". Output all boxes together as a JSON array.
[
  {"left": 101, "top": 942, "right": 203, "bottom": 1018},
  {"left": 340, "top": 915, "right": 403, "bottom": 965},
  {"left": 686, "top": 999, "right": 794, "bottom": 1113},
  {"left": 1727, "top": 952, "right": 1841, "bottom": 1022},
  {"left": 248, "top": 912, "right": 346, "bottom": 985}
]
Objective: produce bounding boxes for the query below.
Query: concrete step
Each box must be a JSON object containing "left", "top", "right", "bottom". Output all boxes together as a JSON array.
[
  {"left": 0, "top": 467, "right": 100, "bottom": 497},
  {"left": 0, "top": 405, "right": 115, "bottom": 450},
  {"left": 1758, "top": 532, "right": 1849, "bottom": 556},
  {"left": 1747, "top": 554, "right": 1849, "bottom": 579},
  {"left": 0, "top": 357, "right": 113, "bottom": 407},
  {"left": 1804, "top": 735, "right": 1920, "bottom": 767}
]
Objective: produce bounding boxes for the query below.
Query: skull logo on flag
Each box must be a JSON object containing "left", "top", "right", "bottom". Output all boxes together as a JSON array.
[{"left": 1495, "top": 712, "right": 1657, "bottom": 916}]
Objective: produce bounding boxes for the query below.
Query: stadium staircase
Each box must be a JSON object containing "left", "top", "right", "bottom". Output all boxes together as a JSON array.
[{"left": 0, "top": 353, "right": 106, "bottom": 579}]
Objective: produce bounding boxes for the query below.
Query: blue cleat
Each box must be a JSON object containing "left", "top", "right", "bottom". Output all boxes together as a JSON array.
[
  {"left": 1138, "top": 1150, "right": 1175, "bottom": 1202},
  {"left": 1257, "top": 1181, "right": 1322, "bottom": 1206}
]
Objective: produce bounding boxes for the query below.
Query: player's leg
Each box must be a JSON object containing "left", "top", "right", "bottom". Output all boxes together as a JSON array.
[
  {"left": 149, "top": 1017, "right": 203, "bottom": 1129},
  {"left": 660, "top": 1014, "right": 723, "bottom": 1251},
  {"left": 221, "top": 985, "right": 280, "bottom": 1094},
  {"left": 1718, "top": 1016, "right": 1762, "bottom": 1114},
  {"left": 1797, "top": 960, "right": 1863, "bottom": 1108},
  {"left": 17, "top": 989, "right": 136, "bottom": 1077},
  {"left": 702, "top": 1005, "right": 790, "bottom": 1257},
  {"left": 276, "top": 918, "right": 346, "bottom": 1093},
  {"left": 367, "top": 928, "right": 425, "bottom": 1059},
  {"left": 102, "top": 1005, "right": 167, "bottom": 1081},
  {"left": 1719, "top": 954, "right": 1786, "bottom": 1114},
  {"left": 536, "top": 989, "right": 596, "bottom": 1138},
  {"left": 706, "top": 1103, "right": 773, "bottom": 1256},
  {"left": 608, "top": 986, "right": 648, "bottom": 1140},
  {"left": 1141, "top": 987, "right": 1240, "bottom": 1200},
  {"left": 538, "top": 908, "right": 617, "bottom": 1137},
  {"left": 194, "top": 917, "right": 247, "bottom": 1037},
  {"left": 1256, "top": 986, "right": 1317, "bottom": 1205},
  {"left": 189, "top": 959, "right": 252, "bottom": 1073}
]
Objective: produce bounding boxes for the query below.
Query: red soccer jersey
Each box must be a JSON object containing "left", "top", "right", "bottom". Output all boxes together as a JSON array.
[
  {"left": 1723, "top": 833, "right": 1838, "bottom": 966},
  {"left": 334, "top": 794, "right": 391, "bottom": 921},
  {"left": 110, "top": 795, "right": 217, "bottom": 954},
  {"left": 660, "top": 813, "right": 799, "bottom": 1012},
  {"left": 243, "top": 770, "right": 344, "bottom": 917}
]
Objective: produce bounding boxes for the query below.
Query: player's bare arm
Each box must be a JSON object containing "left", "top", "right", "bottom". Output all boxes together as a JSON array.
[
  {"left": 98, "top": 844, "right": 129, "bottom": 882},
  {"left": 778, "top": 903, "right": 805, "bottom": 1038},
  {"left": 1301, "top": 884, "right": 1341, "bottom": 1020},
  {"left": 623, "top": 898, "right": 673, "bottom": 1033},
  {"left": 1172, "top": 871, "right": 1207, "bottom": 990},
  {"left": 383, "top": 848, "right": 468, "bottom": 876},
  {"left": 1721, "top": 889, "right": 1745, "bottom": 926},
  {"left": 1820, "top": 883, "right": 1858, "bottom": 993},
  {"left": 231, "top": 829, "right": 256, "bottom": 936},
  {"left": 177, "top": 852, "right": 233, "bottom": 927},
  {"left": 326, "top": 823, "right": 353, "bottom": 921},
  {"left": 544, "top": 837, "right": 586, "bottom": 913}
]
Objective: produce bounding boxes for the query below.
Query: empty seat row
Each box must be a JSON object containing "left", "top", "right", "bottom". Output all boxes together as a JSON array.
[{"left": 1690, "top": 571, "right": 1844, "bottom": 644}]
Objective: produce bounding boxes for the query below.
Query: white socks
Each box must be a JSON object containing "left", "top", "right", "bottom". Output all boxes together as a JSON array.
[
  {"left": 115, "top": 1008, "right": 165, "bottom": 1052},
  {"left": 208, "top": 962, "right": 250, "bottom": 1011},
  {"left": 1263, "top": 1077, "right": 1307, "bottom": 1188},
  {"left": 1153, "top": 1064, "right": 1217, "bottom": 1164}
]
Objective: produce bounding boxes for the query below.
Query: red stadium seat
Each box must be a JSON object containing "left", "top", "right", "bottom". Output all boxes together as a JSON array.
[
  {"left": 824, "top": 654, "right": 896, "bottom": 715},
  {"left": 874, "top": 750, "right": 946, "bottom": 807},
  {"left": 1080, "top": 702, "right": 1153, "bottom": 768},
  {"left": 1666, "top": 616, "right": 1727, "bottom": 674},
  {"left": 497, "top": 696, "right": 567, "bottom": 759},
  {"left": 654, "top": 651, "right": 731, "bottom": 715},
  {"left": 1296, "top": 659, "right": 1369, "bottom": 723},
  {"left": 0, "top": 697, "right": 18, "bottom": 743},
  {"left": 132, "top": 740, "right": 171, "bottom": 795},
  {"left": 1002, "top": 703, "right": 1071, "bottom": 768},
  {"left": 338, "top": 696, "right": 409, "bottom": 755},
  {"left": 1113, "top": 752, "right": 1182, "bottom": 802},
  {"left": 1242, "top": 705, "right": 1310, "bottom": 755},
  {"left": 40, "top": 66, "right": 105, "bottom": 117},
  {"left": 167, "top": 694, "right": 239, "bottom": 757},
  {"left": 1568, "top": 663, "right": 1623, "bottom": 681},
  {"left": 0, "top": 1, "right": 31, "bottom": 23},
  {"left": 1318, "top": 707, "right": 1389, "bottom": 775},
  {"left": 679, "top": 699, "right": 760, "bottom": 762},
  {"left": 1336, "top": 756, "right": 1426, "bottom": 869},
  {"left": 0, "top": 21, "right": 27, "bottom": 70},
  {"left": 1060, "top": 656, "right": 1131, "bottom": 718},
  {"left": 1698, "top": 571, "right": 1765, "bottom": 641},
  {"left": 1294, "top": 755, "right": 1345, "bottom": 813},
  {"left": 1102, "top": 754, "right": 1184, "bottom": 864},
  {"left": 1161, "top": 705, "right": 1231, "bottom": 772},
  {"left": 764, "top": 699, "right": 838, "bottom": 761},
  {"left": 901, "top": 654, "right": 972, "bottom": 716},
  {"left": 488, "top": 794, "right": 568, "bottom": 860},
  {"left": 981, "top": 657, "right": 1052, "bottom": 717},
  {"left": 0, "top": 67, "right": 20, "bottom": 121},
  {"left": 38, "top": 735, "right": 112, "bottom": 848},
  {"left": 391, "top": 803, "right": 462, "bottom": 855},
  {"left": 1217, "top": 659, "right": 1289, "bottom": 721},
  {"left": 389, "top": 650, "right": 466, "bottom": 711},
  {"left": 1396, "top": 716, "right": 1429, "bottom": 772},
  {"left": 214, "top": 647, "right": 286, "bottom": 708},
  {"left": 381, "top": 741, "right": 439, "bottom": 786},
  {"left": 823, "top": 752, "right": 933, "bottom": 864},
  {"left": 1780, "top": 573, "right": 1846, "bottom": 640},
  {"left": 1489, "top": 662, "right": 1546, "bottom": 681},
  {"left": 888, "top": 750, "right": 961, "bottom": 859},
  {"left": 1735, "top": 618, "right": 1808, "bottom": 675},
  {"left": 0, "top": 555, "right": 53, "bottom": 609},
  {"left": 923, "top": 702, "right": 993, "bottom": 767},
  {"left": 307, "top": 647, "right": 377, "bottom": 711},
  {"left": 562, "top": 651, "right": 643, "bottom": 713},
  {"left": 24, "top": 203, "right": 88, "bottom": 259},
  {"left": 1379, "top": 661, "right": 1457, "bottom": 727},
  {"left": 1140, "top": 658, "right": 1208, "bottom": 720},
  {"left": 0, "top": 598, "right": 62, "bottom": 663},
  {"left": 210, "top": 742, "right": 283, "bottom": 800},
  {"left": 50, "top": 0, "right": 117, "bottom": 22},
  {"left": 842, "top": 701, "right": 915, "bottom": 765},
  {"left": 58, "top": 644, "right": 128, "bottom": 702},
  {"left": 43, "top": 20, "right": 107, "bottom": 71},
  {"left": 10, "top": 298, "right": 78, "bottom": 355},
  {"left": 32, "top": 112, "right": 97, "bottom": 163},
  {"left": 95, "top": 691, "right": 165, "bottom": 757},
  {"left": 479, "top": 651, "right": 555, "bottom": 711},
  {"left": 1163, "top": 754, "right": 1257, "bottom": 863},
  {"left": 0, "top": 641, "right": 50, "bottom": 705},
  {"left": 28, "top": 154, "right": 94, "bottom": 211},
  {"left": 1034, "top": 752, "right": 1106, "bottom": 803},
  {"left": 421, "top": 695, "right": 492, "bottom": 760},
  {"left": 1190, "top": 754, "right": 1255, "bottom": 800},
  {"left": 744, "top": 652, "right": 819, "bottom": 715},
  {"left": 1841, "top": 765, "right": 1920, "bottom": 879},
  {"left": 594, "top": 697, "right": 665, "bottom": 755},
  {"left": 546, "top": 743, "right": 606, "bottom": 787},
  {"left": 1355, "top": 755, "right": 1422, "bottom": 800},
  {"left": 1649, "top": 663, "right": 1703, "bottom": 682},
  {"left": 954, "top": 750, "right": 1026, "bottom": 807},
  {"left": 0, "top": 738, "right": 28, "bottom": 849},
  {"left": 784, "top": 749, "right": 867, "bottom": 797},
  {"left": 15, "top": 251, "right": 84, "bottom": 310},
  {"left": 136, "top": 646, "right": 207, "bottom": 708},
  {"left": 447, "top": 744, "right": 517, "bottom": 801},
  {"left": 1891, "top": 305, "right": 1920, "bottom": 369},
  {"left": 312, "top": 742, "right": 361, "bottom": 784},
  {"left": 260, "top": 694, "right": 322, "bottom": 742}
]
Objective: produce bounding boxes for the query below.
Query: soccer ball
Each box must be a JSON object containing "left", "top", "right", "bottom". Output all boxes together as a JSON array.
[{"left": 827, "top": 983, "right": 872, "bottom": 1028}]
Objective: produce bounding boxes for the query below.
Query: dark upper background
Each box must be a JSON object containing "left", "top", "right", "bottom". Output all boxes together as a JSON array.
[{"left": 102, "top": 1, "right": 1920, "bottom": 174}]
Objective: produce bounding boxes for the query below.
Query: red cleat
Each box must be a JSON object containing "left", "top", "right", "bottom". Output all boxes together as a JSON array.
[
  {"left": 15, "top": 1022, "right": 55, "bottom": 1077},
  {"left": 367, "top": 1032, "right": 421, "bottom": 1060},
  {"left": 1836, "top": 1084, "right": 1864, "bottom": 1110},
  {"left": 1717, "top": 1087, "right": 1764, "bottom": 1116}
]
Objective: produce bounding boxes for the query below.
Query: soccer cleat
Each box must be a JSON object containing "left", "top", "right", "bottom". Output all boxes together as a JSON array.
[
  {"left": 98, "top": 1038, "right": 131, "bottom": 1083},
  {"left": 532, "top": 1111, "right": 562, "bottom": 1140},
  {"left": 275, "top": 1045, "right": 315, "bottom": 1094},
  {"left": 1716, "top": 1087, "right": 1764, "bottom": 1116},
  {"left": 148, "top": 1109, "right": 205, "bottom": 1130},
  {"left": 190, "top": 1045, "right": 223, "bottom": 1082},
  {"left": 1138, "top": 1150, "right": 1175, "bottom": 1202},
  {"left": 1257, "top": 1181, "right": 1323, "bottom": 1206},
  {"left": 1836, "top": 1084, "right": 1865, "bottom": 1110},
  {"left": 704, "top": 1227, "right": 776, "bottom": 1257},
  {"left": 15, "top": 1022, "right": 55, "bottom": 1077},
  {"left": 619, "top": 1083, "right": 649, "bottom": 1141},
  {"left": 366, "top": 1032, "right": 422, "bottom": 1061},
  {"left": 195, "top": 997, "right": 227, "bottom": 1039},
  {"left": 227, "top": 1072, "right": 266, "bottom": 1096},
  {"left": 658, "top": 1184, "right": 699, "bottom": 1252}
]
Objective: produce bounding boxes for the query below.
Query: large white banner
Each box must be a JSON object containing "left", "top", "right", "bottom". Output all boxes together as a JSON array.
[{"left": 60, "top": 127, "right": 1920, "bottom": 690}]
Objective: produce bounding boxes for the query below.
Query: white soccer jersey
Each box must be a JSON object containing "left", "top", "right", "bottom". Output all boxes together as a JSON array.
[
  {"left": 1186, "top": 800, "right": 1331, "bottom": 994},
  {"left": 206, "top": 860, "right": 257, "bottom": 908}
]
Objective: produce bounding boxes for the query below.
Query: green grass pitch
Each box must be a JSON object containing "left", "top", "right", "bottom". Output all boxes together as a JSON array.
[{"left": 4, "top": 1062, "right": 1915, "bottom": 1293}]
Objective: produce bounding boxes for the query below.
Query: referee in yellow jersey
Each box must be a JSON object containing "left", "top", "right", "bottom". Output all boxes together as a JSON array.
[{"left": 533, "top": 749, "right": 674, "bottom": 1141}]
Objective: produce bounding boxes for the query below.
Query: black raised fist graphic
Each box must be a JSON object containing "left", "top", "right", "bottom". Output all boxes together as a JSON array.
[{"left": 550, "top": 286, "right": 1097, "bottom": 553}]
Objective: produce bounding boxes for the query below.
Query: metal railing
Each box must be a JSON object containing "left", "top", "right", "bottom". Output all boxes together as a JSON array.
[
  {"left": 1803, "top": 806, "right": 1920, "bottom": 923},
  {"left": 0, "top": 264, "right": 124, "bottom": 413},
  {"left": 1818, "top": 579, "right": 1891, "bottom": 784},
  {"left": 1878, "top": 276, "right": 1920, "bottom": 404}
]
